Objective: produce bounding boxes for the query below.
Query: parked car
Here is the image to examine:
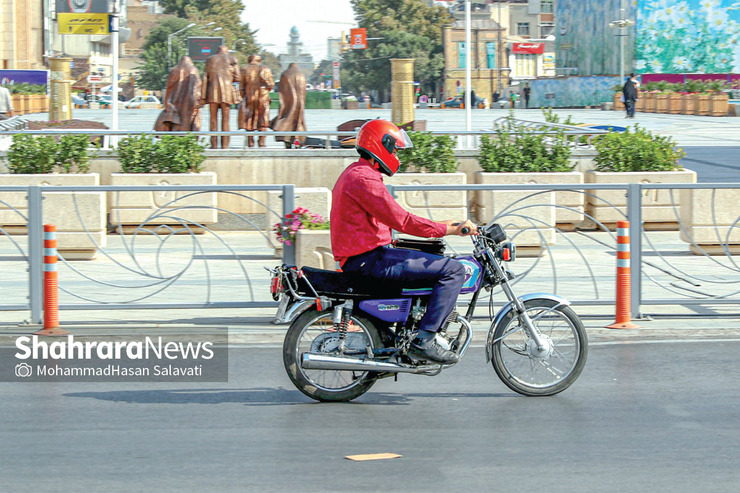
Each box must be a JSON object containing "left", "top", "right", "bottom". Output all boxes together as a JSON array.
[
  {"left": 71, "top": 95, "right": 88, "bottom": 108},
  {"left": 443, "top": 94, "right": 487, "bottom": 108},
  {"left": 124, "top": 95, "right": 162, "bottom": 109}
]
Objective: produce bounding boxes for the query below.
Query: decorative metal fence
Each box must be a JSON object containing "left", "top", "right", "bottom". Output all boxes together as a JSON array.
[{"left": 0, "top": 182, "right": 738, "bottom": 325}]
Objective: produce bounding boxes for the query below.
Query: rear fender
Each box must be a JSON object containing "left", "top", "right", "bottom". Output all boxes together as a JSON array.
[
  {"left": 485, "top": 293, "right": 570, "bottom": 362},
  {"left": 274, "top": 297, "right": 315, "bottom": 325}
]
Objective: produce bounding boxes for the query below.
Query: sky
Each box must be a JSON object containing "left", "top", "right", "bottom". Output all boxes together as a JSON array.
[{"left": 240, "top": 0, "right": 356, "bottom": 62}]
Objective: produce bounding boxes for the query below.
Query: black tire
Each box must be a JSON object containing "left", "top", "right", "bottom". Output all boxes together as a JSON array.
[
  {"left": 283, "top": 308, "right": 382, "bottom": 402},
  {"left": 491, "top": 299, "right": 588, "bottom": 396}
]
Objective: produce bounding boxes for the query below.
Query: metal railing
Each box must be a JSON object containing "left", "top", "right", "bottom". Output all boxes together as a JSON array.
[
  {"left": 0, "top": 125, "right": 608, "bottom": 150},
  {"left": 0, "top": 182, "right": 738, "bottom": 325}
]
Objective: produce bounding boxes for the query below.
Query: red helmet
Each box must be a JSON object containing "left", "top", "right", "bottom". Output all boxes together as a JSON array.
[{"left": 356, "top": 119, "right": 413, "bottom": 176}]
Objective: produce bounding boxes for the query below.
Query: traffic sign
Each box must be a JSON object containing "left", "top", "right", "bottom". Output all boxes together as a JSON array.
[
  {"left": 58, "top": 13, "right": 110, "bottom": 35},
  {"left": 87, "top": 75, "right": 103, "bottom": 83}
]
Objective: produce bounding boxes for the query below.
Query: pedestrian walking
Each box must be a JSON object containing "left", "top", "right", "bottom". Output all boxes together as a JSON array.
[
  {"left": 622, "top": 73, "right": 639, "bottom": 119},
  {"left": 522, "top": 83, "right": 531, "bottom": 108},
  {"left": 0, "top": 85, "right": 14, "bottom": 120}
]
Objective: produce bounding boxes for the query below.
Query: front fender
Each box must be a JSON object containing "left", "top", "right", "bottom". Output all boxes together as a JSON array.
[{"left": 485, "top": 293, "right": 571, "bottom": 362}]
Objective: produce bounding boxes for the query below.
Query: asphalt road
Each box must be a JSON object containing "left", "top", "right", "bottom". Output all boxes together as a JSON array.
[
  {"left": 2, "top": 341, "right": 739, "bottom": 492},
  {"left": 681, "top": 146, "right": 740, "bottom": 183}
]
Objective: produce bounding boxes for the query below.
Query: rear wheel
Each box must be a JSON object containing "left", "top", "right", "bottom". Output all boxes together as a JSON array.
[
  {"left": 491, "top": 299, "right": 588, "bottom": 396},
  {"left": 283, "top": 308, "right": 382, "bottom": 402}
]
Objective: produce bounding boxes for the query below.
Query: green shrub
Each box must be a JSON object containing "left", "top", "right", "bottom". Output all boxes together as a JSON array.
[
  {"left": 6, "top": 133, "right": 94, "bottom": 174},
  {"left": 2, "top": 83, "right": 47, "bottom": 95},
  {"left": 117, "top": 134, "right": 205, "bottom": 173},
  {"left": 477, "top": 114, "right": 573, "bottom": 173},
  {"left": 398, "top": 131, "right": 458, "bottom": 173},
  {"left": 156, "top": 135, "right": 206, "bottom": 173},
  {"left": 593, "top": 125, "right": 685, "bottom": 172}
]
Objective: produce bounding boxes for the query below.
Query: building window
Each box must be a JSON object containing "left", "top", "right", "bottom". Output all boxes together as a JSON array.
[
  {"left": 541, "top": 0, "right": 554, "bottom": 14},
  {"left": 486, "top": 42, "right": 496, "bottom": 68},
  {"left": 457, "top": 42, "right": 466, "bottom": 69},
  {"left": 540, "top": 23, "right": 555, "bottom": 37},
  {"left": 517, "top": 23, "right": 530, "bottom": 36}
]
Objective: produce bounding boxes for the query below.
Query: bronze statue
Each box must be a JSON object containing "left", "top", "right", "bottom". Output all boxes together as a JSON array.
[
  {"left": 238, "top": 55, "right": 274, "bottom": 147},
  {"left": 154, "top": 56, "right": 202, "bottom": 132},
  {"left": 271, "top": 63, "right": 307, "bottom": 148},
  {"left": 201, "top": 45, "right": 241, "bottom": 149}
]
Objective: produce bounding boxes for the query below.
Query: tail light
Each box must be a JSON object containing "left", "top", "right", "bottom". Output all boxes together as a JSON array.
[
  {"left": 270, "top": 274, "right": 283, "bottom": 300},
  {"left": 496, "top": 242, "right": 516, "bottom": 262}
]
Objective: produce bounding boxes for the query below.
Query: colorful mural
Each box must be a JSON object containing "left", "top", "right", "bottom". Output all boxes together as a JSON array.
[
  {"left": 528, "top": 76, "right": 620, "bottom": 108},
  {"left": 636, "top": 0, "right": 740, "bottom": 73},
  {"left": 557, "top": 0, "right": 740, "bottom": 75}
]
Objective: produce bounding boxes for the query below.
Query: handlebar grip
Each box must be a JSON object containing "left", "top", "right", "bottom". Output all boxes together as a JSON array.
[{"left": 453, "top": 222, "right": 471, "bottom": 235}]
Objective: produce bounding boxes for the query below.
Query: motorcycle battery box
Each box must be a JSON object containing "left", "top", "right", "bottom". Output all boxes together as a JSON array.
[{"left": 392, "top": 237, "right": 446, "bottom": 256}]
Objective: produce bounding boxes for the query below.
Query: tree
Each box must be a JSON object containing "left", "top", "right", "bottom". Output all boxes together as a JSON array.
[{"left": 343, "top": 0, "right": 451, "bottom": 101}]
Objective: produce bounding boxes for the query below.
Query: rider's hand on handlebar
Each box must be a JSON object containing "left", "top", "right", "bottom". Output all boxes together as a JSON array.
[{"left": 445, "top": 220, "right": 478, "bottom": 236}]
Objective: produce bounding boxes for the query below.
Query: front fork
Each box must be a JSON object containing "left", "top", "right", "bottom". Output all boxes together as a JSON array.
[{"left": 488, "top": 251, "right": 547, "bottom": 351}]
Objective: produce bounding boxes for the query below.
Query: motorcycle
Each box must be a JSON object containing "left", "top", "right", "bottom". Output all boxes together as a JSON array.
[{"left": 269, "top": 223, "right": 588, "bottom": 402}]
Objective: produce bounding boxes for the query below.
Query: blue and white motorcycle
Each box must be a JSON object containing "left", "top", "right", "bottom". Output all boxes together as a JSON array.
[{"left": 269, "top": 223, "right": 588, "bottom": 402}]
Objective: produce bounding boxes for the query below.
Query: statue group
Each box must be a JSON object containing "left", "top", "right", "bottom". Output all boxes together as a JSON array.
[{"left": 155, "top": 46, "right": 307, "bottom": 149}]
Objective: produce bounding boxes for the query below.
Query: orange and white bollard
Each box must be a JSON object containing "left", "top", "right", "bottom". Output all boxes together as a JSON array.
[
  {"left": 607, "top": 220, "right": 639, "bottom": 329},
  {"left": 33, "top": 225, "right": 69, "bottom": 336}
]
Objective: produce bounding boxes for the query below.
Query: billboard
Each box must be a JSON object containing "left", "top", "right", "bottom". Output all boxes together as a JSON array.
[
  {"left": 187, "top": 37, "right": 225, "bottom": 61},
  {"left": 0, "top": 70, "right": 49, "bottom": 86}
]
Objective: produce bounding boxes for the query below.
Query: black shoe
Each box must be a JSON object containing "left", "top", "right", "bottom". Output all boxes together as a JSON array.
[{"left": 411, "top": 331, "right": 459, "bottom": 364}]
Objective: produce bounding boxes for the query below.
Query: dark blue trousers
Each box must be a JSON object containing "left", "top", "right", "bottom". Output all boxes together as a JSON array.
[{"left": 342, "top": 245, "right": 466, "bottom": 333}]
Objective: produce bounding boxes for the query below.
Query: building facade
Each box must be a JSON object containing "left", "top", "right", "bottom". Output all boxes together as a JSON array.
[{"left": 441, "top": 0, "right": 557, "bottom": 101}]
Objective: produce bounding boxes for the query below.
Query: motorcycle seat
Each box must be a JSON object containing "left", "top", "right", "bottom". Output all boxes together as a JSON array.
[{"left": 299, "top": 266, "right": 404, "bottom": 299}]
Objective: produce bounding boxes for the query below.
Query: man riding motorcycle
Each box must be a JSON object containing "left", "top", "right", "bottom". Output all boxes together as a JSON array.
[{"left": 330, "top": 119, "right": 477, "bottom": 364}]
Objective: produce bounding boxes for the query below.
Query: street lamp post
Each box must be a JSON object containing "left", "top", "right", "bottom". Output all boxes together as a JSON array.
[
  {"left": 167, "top": 23, "right": 196, "bottom": 72},
  {"left": 609, "top": 8, "right": 635, "bottom": 84}
]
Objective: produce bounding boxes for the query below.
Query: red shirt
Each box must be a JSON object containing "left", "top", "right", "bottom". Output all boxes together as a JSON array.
[{"left": 331, "top": 159, "right": 447, "bottom": 266}]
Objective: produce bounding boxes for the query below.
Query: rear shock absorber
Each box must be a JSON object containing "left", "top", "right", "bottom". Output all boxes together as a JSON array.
[{"left": 332, "top": 300, "right": 354, "bottom": 351}]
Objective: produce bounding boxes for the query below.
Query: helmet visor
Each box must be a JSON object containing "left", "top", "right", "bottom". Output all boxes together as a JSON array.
[
  {"left": 396, "top": 129, "right": 413, "bottom": 150},
  {"left": 382, "top": 129, "right": 414, "bottom": 153}
]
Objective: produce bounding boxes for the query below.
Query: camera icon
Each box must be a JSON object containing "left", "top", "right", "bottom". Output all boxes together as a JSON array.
[{"left": 15, "top": 362, "right": 33, "bottom": 378}]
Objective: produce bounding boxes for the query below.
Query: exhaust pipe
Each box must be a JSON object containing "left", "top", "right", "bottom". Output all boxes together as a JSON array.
[{"left": 301, "top": 352, "right": 442, "bottom": 374}]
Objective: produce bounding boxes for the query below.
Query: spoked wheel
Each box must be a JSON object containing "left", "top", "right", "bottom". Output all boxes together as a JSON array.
[
  {"left": 491, "top": 299, "right": 588, "bottom": 396},
  {"left": 283, "top": 308, "right": 382, "bottom": 402}
]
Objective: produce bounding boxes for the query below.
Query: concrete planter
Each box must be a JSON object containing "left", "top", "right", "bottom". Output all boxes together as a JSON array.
[
  {"left": 385, "top": 172, "right": 468, "bottom": 222},
  {"left": 473, "top": 172, "right": 585, "bottom": 247},
  {"left": 109, "top": 172, "right": 217, "bottom": 232},
  {"left": 679, "top": 188, "right": 740, "bottom": 254},
  {"left": 475, "top": 171, "right": 584, "bottom": 228},
  {"left": 0, "top": 173, "right": 106, "bottom": 260},
  {"left": 295, "top": 229, "right": 334, "bottom": 270},
  {"left": 585, "top": 169, "right": 697, "bottom": 229}
]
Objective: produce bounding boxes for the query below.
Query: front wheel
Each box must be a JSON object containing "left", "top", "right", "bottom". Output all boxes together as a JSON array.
[
  {"left": 283, "top": 308, "right": 382, "bottom": 402},
  {"left": 490, "top": 299, "right": 588, "bottom": 396}
]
